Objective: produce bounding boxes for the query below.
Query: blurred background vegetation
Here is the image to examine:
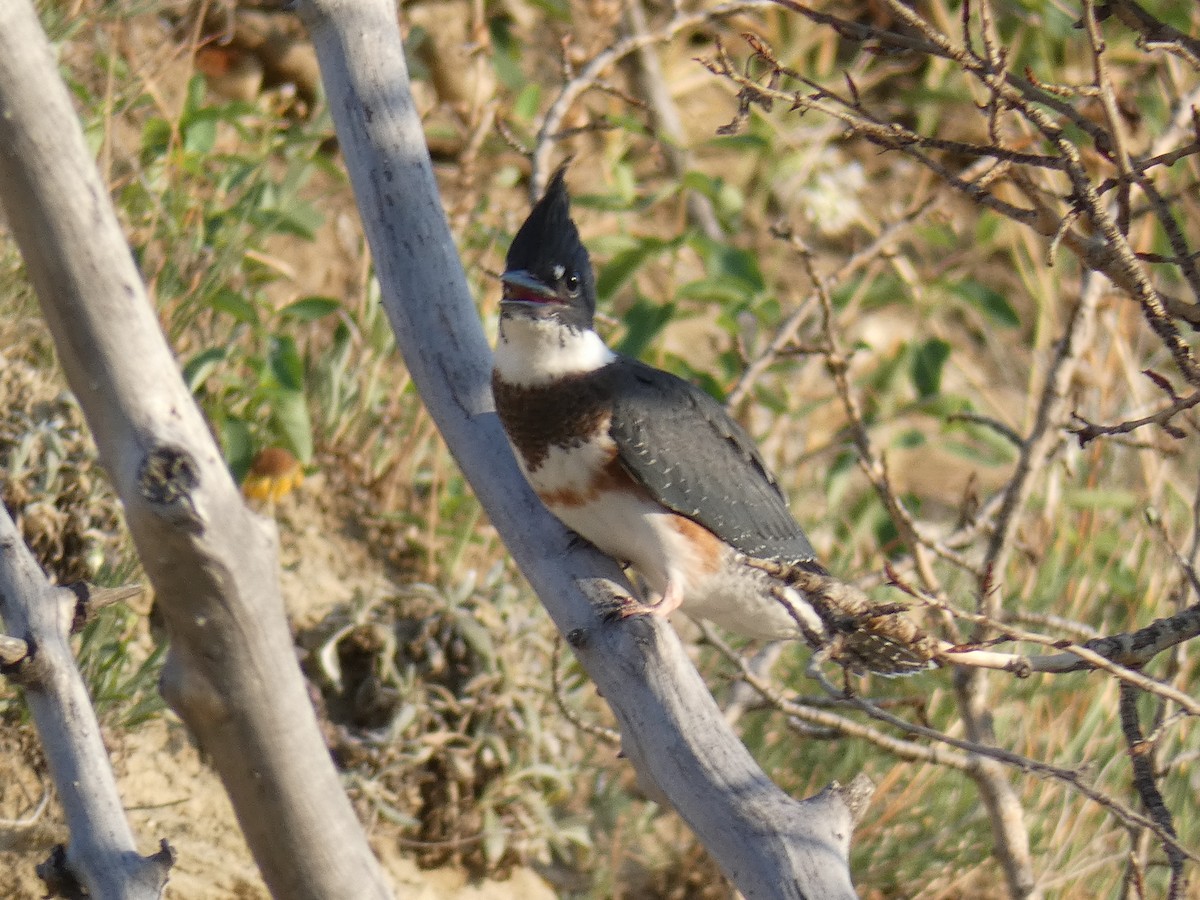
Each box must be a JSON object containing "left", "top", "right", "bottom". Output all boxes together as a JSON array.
[{"left": 1, "top": 0, "right": 1198, "bottom": 897}]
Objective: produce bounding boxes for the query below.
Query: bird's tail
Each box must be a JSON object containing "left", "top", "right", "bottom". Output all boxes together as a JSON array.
[{"left": 747, "top": 558, "right": 939, "bottom": 676}]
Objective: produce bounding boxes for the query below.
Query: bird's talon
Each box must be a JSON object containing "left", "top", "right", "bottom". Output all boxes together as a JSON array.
[
  {"left": 598, "top": 593, "right": 674, "bottom": 624},
  {"left": 597, "top": 594, "right": 649, "bottom": 623}
]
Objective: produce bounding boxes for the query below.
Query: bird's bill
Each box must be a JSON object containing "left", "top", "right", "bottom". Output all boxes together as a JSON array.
[{"left": 500, "top": 269, "right": 561, "bottom": 304}]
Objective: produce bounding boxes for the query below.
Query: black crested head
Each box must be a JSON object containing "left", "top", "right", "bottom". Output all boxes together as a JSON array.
[{"left": 502, "top": 166, "right": 597, "bottom": 331}]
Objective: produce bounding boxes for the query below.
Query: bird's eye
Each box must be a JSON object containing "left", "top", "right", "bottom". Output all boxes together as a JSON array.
[{"left": 564, "top": 273, "right": 580, "bottom": 295}]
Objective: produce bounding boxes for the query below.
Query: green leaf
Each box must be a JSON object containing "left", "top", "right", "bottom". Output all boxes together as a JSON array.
[
  {"left": 975, "top": 210, "right": 1003, "bottom": 245},
  {"left": 210, "top": 288, "right": 259, "bottom": 325},
  {"left": 140, "top": 117, "right": 171, "bottom": 162},
  {"left": 595, "top": 237, "right": 672, "bottom": 302},
  {"left": 681, "top": 174, "right": 746, "bottom": 221},
  {"left": 828, "top": 449, "right": 857, "bottom": 479},
  {"left": 220, "top": 416, "right": 254, "bottom": 482},
  {"left": 677, "top": 275, "right": 757, "bottom": 305},
  {"left": 182, "top": 347, "right": 226, "bottom": 393},
  {"left": 831, "top": 273, "right": 909, "bottom": 311},
  {"left": 690, "top": 237, "right": 764, "bottom": 292},
  {"left": 268, "top": 335, "right": 306, "bottom": 391},
  {"left": 524, "top": 0, "right": 569, "bottom": 19},
  {"left": 1065, "top": 488, "right": 1139, "bottom": 511},
  {"left": 270, "top": 388, "right": 314, "bottom": 464},
  {"left": 588, "top": 234, "right": 641, "bottom": 256},
  {"left": 250, "top": 199, "right": 324, "bottom": 241},
  {"left": 402, "top": 26, "right": 431, "bottom": 81},
  {"left": 512, "top": 83, "right": 542, "bottom": 122},
  {"left": 614, "top": 298, "right": 676, "bottom": 358},
  {"left": 488, "top": 15, "right": 526, "bottom": 91},
  {"left": 182, "top": 111, "right": 218, "bottom": 155},
  {"left": 682, "top": 171, "right": 720, "bottom": 197},
  {"left": 753, "top": 384, "right": 789, "bottom": 415},
  {"left": 873, "top": 509, "right": 902, "bottom": 556},
  {"left": 704, "top": 133, "right": 771, "bottom": 152},
  {"left": 182, "top": 75, "right": 207, "bottom": 121},
  {"left": 943, "top": 434, "right": 1016, "bottom": 468},
  {"left": 604, "top": 112, "right": 650, "bottom": 137},
  {"left": 573, "top": 179, "right": 637, "bottom": 211},
  {"left": 918, "top": 222, "right": 959, "bottom": 249},
  {"left": 864, "top": 345, "right": 907, "bottom": 400},
  {"left": 910, "top": 338, "right": 951, "bottom": 398},
  {"left": 950, "top": 280, "right": 1020, "bottom": 327},
  {"left": 279, "top": 296, "right": 341, "bottom": 322},
  {"left": 894, "top": 428, "right": 926, "bottom": 449}
]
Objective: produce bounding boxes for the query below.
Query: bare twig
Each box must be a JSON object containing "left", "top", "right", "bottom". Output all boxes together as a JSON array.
[
  {"left": 531, "top": 0, "right": 778, "bottom": 197},
  {"left": 700, "top": 623, "right": 973, "bottom": 770},
  {"left": 814, "top": 666, "right": 1199, "bottom": 867},
  {"left": 1072, "top": 387, "right": 1200, "bottom": 446},
  {"left": 625, "top": 0, "right": 724, "bottom": 239},
  {"left": 550, "top": 637, "right": 620, "bottom": 745},
  {"left": 0, "top": 632, "right": 30, "bottom": 666},
  {"left": 1118, "top": 681, "right": 1187, "bottom": 899}
]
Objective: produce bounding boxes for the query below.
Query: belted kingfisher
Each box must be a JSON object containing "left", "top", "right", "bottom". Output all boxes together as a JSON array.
[{"left": 492, "top": 169, "right": 931, "bottom": 675}]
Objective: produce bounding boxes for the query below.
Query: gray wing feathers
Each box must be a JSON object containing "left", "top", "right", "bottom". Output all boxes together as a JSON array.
[{"left": 606, "top": 360, "right": 820, "bottom": 565}]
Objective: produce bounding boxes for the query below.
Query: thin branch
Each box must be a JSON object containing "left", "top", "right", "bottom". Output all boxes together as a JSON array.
[
  {"left": 531, "top": 0, "right": 778, "bottom": 197},
  {"left": 1072, "top": 388, "right": 1200, "bottom": 446},
  {"left": 0, "top": 499, "right": 170, "bottom": 898},
  {"left": 550, "top": 637, "right": 620, "bottom": 746},
  {"left": 727, "top": 197, "right": 938, "bottom": 409},
  {"left": 816, "top": 665, "right": 1200, "bottom": 866},
  {"left": 700, "top": 623, "right": 973, "bottom": 771},
  {"left": 1118, "top": 681, "right": 1187, "bottom": 899}
]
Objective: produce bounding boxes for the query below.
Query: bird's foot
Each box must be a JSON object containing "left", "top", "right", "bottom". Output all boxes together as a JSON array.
[
  {"left": 597, "top": 593, "right": 659, "bottom": 623},
  {"left": 598, "top": 583, "right": 683, "bottom": 623}
]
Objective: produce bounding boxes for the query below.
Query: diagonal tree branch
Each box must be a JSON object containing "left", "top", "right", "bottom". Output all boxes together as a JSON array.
[
  {"left": 296, "top": 0, "right": 866, "bottom": 894},
  {"left": 0, "top": 503, "right": 172, "bottom": 900},
  {"left": 0, "top": 2, "right": 394, "bottom": 897}
]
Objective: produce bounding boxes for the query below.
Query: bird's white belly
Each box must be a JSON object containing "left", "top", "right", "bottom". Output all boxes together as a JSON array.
[
  {"left": 510, "top": 436, "right": 664, "bottom": 572},
  {"left": 512, "top": 437, "right": 823, "bottom": 642},
  {"left": 520, "top": 439, "right": 614, "bottom": 501},
  {"left": 683, "top": 570, "right": 820, "bottom": 640},
  {"left": 545, "top": 482, "right": 684, "bottom": 598}
]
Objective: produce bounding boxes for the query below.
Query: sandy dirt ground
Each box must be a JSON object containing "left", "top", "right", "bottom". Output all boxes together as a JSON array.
[{"left": 0, "top": 489, "right": 557, "bottom": 899}]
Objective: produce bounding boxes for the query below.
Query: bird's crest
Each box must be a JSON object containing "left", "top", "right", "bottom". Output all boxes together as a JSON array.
[{"left": 504, "top": 165, "right": 596, "bottom": 324}]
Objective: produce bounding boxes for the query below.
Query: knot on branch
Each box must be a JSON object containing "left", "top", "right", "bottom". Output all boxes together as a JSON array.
[
  {"left": 64, "top": 583, "right": 146, "bottom": 633},
  {"left": 136, "top": 839, "right": 176, "bottom": 893},
  {"left": 0, "top": 633, "right": 48, "bottom": 686},
  {"left": 36, "top": 839, "right": 174, "bottom": 899},
  {"left": 36, "top": 845, "right": 81, "bottom": 900},
  {"left": 0, "top": 632, "right": 30, "bottom": 668},
  {"left": 830, "top": 772, "right": 875, "bottom": 826},
  {"left": 137, "top": 444, "right": 202, "bottom": 527}
]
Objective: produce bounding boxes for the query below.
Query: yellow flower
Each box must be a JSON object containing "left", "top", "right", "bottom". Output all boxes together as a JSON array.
[{"left": 241, "top": 447, "right": 305, "bottom": 503}]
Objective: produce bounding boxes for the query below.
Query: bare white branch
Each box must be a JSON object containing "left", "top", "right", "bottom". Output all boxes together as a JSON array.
[
  {"left": 0, "top": 503, "right": 170, "bottom": 898},
  {"left": 296, "top": 0, "right": 865, "bottom": 893},
  {"left": 0, "top": 2, "right": 393, "bottom": 897}
]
